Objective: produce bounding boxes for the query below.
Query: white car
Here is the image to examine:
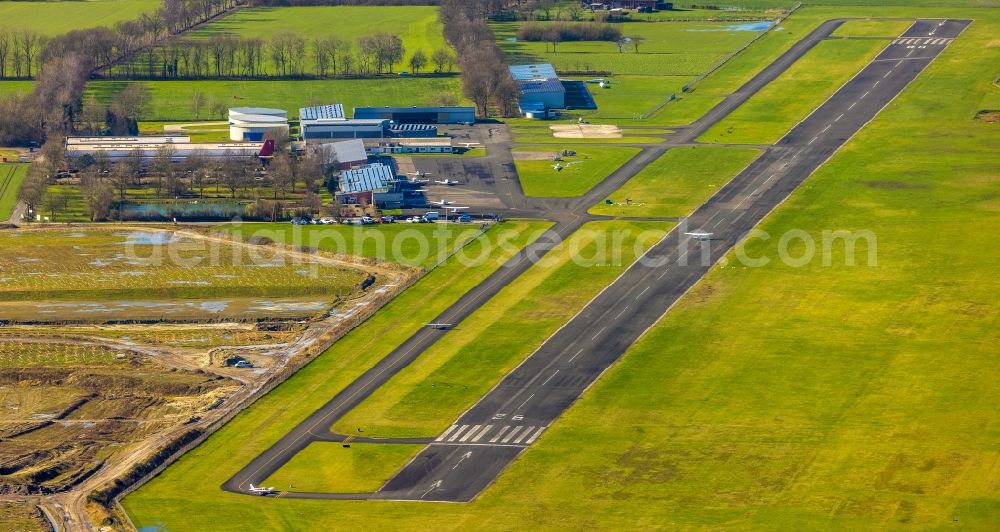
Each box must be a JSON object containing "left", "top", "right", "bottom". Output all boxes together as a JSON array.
[{"left": 319, "top": 217, "right": 337, "bottom": 225}]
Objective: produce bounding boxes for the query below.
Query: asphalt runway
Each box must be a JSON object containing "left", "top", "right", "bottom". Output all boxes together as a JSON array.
[{"left": 223, "top": 19, "right": 968, "bottom": 501}]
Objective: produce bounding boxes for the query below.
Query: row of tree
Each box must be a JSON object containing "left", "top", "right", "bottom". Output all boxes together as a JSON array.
[
  {"left": 517, "top": 22, "right": 623, "bottom": 43},
  {"left": 104, "top": 31, "right": 455, "bottom": 80},
  {"left": 440, "top": 0, "right": 520, "bottom": 118}
]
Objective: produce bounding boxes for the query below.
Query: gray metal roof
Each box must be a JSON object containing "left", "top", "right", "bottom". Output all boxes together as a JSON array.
[
  {"left": 340, "top": 163, "right": 394, "bottom": 194},
  {"left": 509, "top": 64, "right": 558, "bottom": 81},
  {"left": 300, "top": 104, "right": 346, "bottom": 121},
  {"left": 322, "top": 139, "right": 368, "bottom": 164},
  {"left": 517, "top": 78, "right": 566, "bottom": 95}
]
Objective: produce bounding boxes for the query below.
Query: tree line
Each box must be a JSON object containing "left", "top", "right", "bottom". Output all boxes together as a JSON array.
[
  {"left": 440, "top": 0, "right": 520, "bottom": 118},
  {"left": 517, "top": 22, "right": 623, "bottom": 43},
  {"left": 106, "top": 31, "right": 455, "bottom": 79}
]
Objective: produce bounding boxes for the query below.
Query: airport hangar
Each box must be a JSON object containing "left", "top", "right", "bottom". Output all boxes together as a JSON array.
[
  {"left": 228, "top": 107, "right": 289, "bottom": 141},
  {"left": 509, "top": 63, "right": 596, "bottom": 118}
]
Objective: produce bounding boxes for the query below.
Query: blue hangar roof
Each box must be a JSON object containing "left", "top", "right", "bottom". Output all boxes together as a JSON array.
[
  {"left": 300, "top": 104, "right": 346, "bottom": 121},
  {"left": 517, "top": 78, "right": 566, "bottom": 95},
  {"left": 340, "top": 163, "right": 394, "bottom": 194},
  {"left": 509, "top": 63, "right": 558, "bottom": 81}
]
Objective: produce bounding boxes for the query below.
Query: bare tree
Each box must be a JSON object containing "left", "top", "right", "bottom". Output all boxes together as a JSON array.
[
  {"left": 632, "top": 36, "right": 645, "bottom": 53},
  {"left": 0, "top": 31, "right": 9, "bottom": 79},
  {"left": 191, "top": 91, "right": 205, "bottom": 119},
  {"left": 409, "top": 49, "right": 427, "bottom": 74}
]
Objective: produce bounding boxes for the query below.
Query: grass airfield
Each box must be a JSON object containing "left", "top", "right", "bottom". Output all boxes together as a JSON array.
[{"left": 122, "top": 3, "right": 1000, "bottom": 530}]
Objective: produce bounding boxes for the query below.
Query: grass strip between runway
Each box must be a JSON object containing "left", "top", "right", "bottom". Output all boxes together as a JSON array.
[
  {"left": 698, "top": 38, "right": 890, "bottom": 145},
  {"left": 588, "top": 146, "right": 763, "bottom": 218},
  {"left": 263, "top": 443, "right": 425, "bottom": 494},
  {"left": 328, "top": 220, "right": 671, "bottom": 440}
]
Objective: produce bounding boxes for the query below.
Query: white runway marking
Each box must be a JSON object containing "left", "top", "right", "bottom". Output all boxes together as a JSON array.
[
  {"left": 614, "top": 306, "right": 629, "bottom": 320},
  {"left": 437, "top": 425, "right": 458, "bottom": 442},
  {"left": 656, "top": 270, "right": 667, "bottom": 280},
  {"left": 489, "top": 425, "right": 511, "bottom": 443},
  {"left": 516, "top": 394, "right": 534, "bottom": 410},
  {"left": 459, "top": 425, "right": 481, "bottom": 443},
  {"left": 543, "top": 370, "right": 560, "bottom": 386},
  {"left": 591, "top": 326, "right": 606, "bottom": 340},
  {"left": 636, "top": 286, "right": 650, "bottom": 299},
  {"left": 883, "top": 71, "right": 891, "bottom": 78},
  {"left": 848, "top": 102, "right": 856, "bottom": 110},
  {"left": 835, "top": 113, "right": 844, "bottom": 121},
  {"left": 513, "top": 426, "right": 535, "bottom": 444},
  {"left": 873, "top": 80, "right": 879, "bottom": 87},
  {"left": 821, "top": 124, "right": 831, "bottom": 133},
  {"left": 525, "top": 426, "right": 546, "bottom": 444},
  {"left": 448, "top": 425, "right": 470, "bottom": 442},
  {"left": 502, "top": 426, "right": 523, "bottom": 443},
  {"left": 808, "top": 136, "right": 818, "bottom": 145},
  {"left": 861, "top": 90, "right": 870, "bottom": 99},
  {"left": 470, "top": 425, "right": 493, "bottom": 443},
  {"left": 568, "top": 347, "right": 584, "bottom": 362}
]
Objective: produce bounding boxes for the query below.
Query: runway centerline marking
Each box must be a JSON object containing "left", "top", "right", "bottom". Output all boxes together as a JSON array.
[
  {"left": 614, "top": 306, "right": 629, "bottom": 320},
  {"left": 568, "top": 348, "right": 584, "bottom": 362},
  {"left": 808, "top": 136, "right": 818, "bottom": 145},
  {"left": 516, "top": 394, "right": 534, "bottom": 411},
  {"left": 591, "top": 326, "right": 606, "bottom": 340},
  {"left": 835, "top": 113, "right": 844, "bottom": 122},
  {"left": 543, "top": 370, "right": 560, "bottom": 386},
  {"left": 636, "top": 286, "right": 650, "bottom": 299},
  {"left": 821, "top": 124, "right": 831, "bottom": 133}
]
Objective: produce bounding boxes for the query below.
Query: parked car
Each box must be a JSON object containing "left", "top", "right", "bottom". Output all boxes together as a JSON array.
[
  {"left": 319, "top": 217, "right": 337, "bottom": 225},
  {"left": 459, "top": 213, "right": 471, "bottom": 223},
  {"left": 379, "top": 216, "right": 395, "bottom": 224},
  {"left": 290, "top": 217, "right": 309, "bottom": 225}
]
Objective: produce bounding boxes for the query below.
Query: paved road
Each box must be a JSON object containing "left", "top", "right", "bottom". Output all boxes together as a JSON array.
[{"left": 223, "top": 18, "right": 968, "bottom": 500}]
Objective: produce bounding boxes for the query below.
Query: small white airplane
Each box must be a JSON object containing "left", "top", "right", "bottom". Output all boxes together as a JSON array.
[
  {"left": 413, "top": 188, "right": 429, "bottom": 192},
  {"left": 553, "top": 161, "right": 584, "bottom": 171},
  {"left": 430, "top": 199, "right": 455, "bottom": 206},
  {"left": 408, "top": 171, "right": 433, "bottom": 178},
  {"left": 685, "top": 232, "right": 714, "bottom": 241},
  {"left": 586, "top": 78, "right": 605, "bottom": 84},
  {"left": 249, "top": 484, "right": 275, "bottom": 495},
  {"left": 445, "top": 206, "right": 469, "bottom": 211},
  {"left": 427, "top": 323, "right": 453, "bottom": 330},
  {"left": 435, "top": 179, "right": 461, "bottom": 186},
  {"left": 459, "top": 142, "right": 481, "bottom": 149}
]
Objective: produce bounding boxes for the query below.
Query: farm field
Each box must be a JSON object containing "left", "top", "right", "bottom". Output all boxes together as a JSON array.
[
  {"left": 513, "top": 145, "right": 641, "bottom": 197},
  {"left": 0, "top": 228, "right": 364, "bottom": 301},
  {"left": 218, "top": 222, "right": 488, "bottom": 268},
  {"left": 263, "top": 443, "right": 424, "bottom": 493},
  {"left": 0, "top": 346, "right": 238, "bottom": 496},
  {"left": 121, "top": 4, "right": 1000, "bottom": 530},
  {"left": 699, "top": 39, "right": 889, "bottom": 144},
  {"left": 0, "top": 0, "right": 160, "bottom": 36},
  {"left": 87, "top": 78, "right": 466, "bottom": 122},
  {"left": 494, "top": 20, "right": 766, "bottom": 76},
  {"left": 180, "top": 6, "right": 450, "bottom": 74},
  {"left": 589, "top": 146, "right": 762, "bottom": 218},
  {"left": 329, "top": 220, "right": 669, "bottom": 440},
  {"left": 0, "top": 163, "right": 27, "bottom": 220},
  {"left": 0, "top": 323, "right": 304, "bottom": 350}
]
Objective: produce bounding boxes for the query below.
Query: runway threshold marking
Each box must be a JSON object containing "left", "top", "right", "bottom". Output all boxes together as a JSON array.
[
  {"left": 502, "top": 426, "right": 523, "bottom": 443},
  {"left": 437, "top": 425, "right": 459, "bottom": 442},
  {"left": 459, "top": 425, "right": 481, "bottom": 443},
  {"left": 513, "top": 426, "right": 536, "bottom": 444},
  {"left": 525, "top": 427, "right": 546, "bottom": 444},
  {"left": 489, "top": 426, "right": 511, "bottom": 443},
  {"left": 470, "top": 425, "right": 493, "bottom": 442}
]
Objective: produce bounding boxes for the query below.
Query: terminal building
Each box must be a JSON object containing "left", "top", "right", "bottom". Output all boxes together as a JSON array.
[
  {"left": 354, "top": 106, "right": 475, "bottom": 124},
  {"left": 228, "top": 107, "right": 288, "bottom": 141}
]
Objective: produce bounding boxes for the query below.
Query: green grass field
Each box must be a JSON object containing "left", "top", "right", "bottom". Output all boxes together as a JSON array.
[
  {"left": 123, "top": 4, "right": 999, "bottom": 530},
  {"left": 0, "top": 163, "right": 27, "bottom": 220},
  {"left": 513, "top": 145, "right": 641, "bottom": 197},
  {"left": 589, "top": 146, "right": 762, "bottom": 218},
  {"left": 263, "top": 443, "right": 424, "bottom": 493},
  {"left": 0, "top": 0, "right": 159, "bottom": 36},
  {"left": 179, "top": 6, "right": 449, "bottom": 75},
  {"left": 699, "top": 38, "right": 889, "bottom": 144},
  {"left": 218, "top": 222, "right": 489, "bottom": 268},
  {"left": 87, "top": 78, "right": 466, "bottom": 121},
  {"left": 494, "top": 20, "right": 763, "bottom": 76},
  {"left": 0, "top": 81, "right": 34, "bottom": 95},
  {"left": 330, "top": 220, "right": 669, "bottom": 439}
]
